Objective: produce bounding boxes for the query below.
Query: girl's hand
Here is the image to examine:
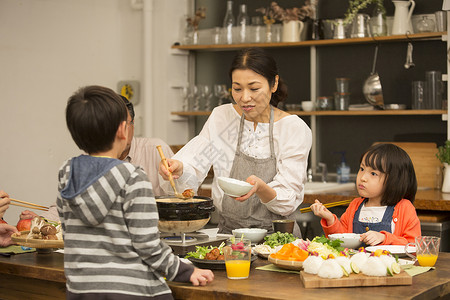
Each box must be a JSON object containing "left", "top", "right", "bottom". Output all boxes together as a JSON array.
[
  {"left": 190, "top": 268, "right": 214, "bottom": 286},
  {"left": 158, "top": 158, "right": 183, "bottom": 180},
  {"left": 360, "top": 230, "right": 385, "bottom": 246},
  {"left": 310, "top": 200, "right": 334, "bottom": 225}
]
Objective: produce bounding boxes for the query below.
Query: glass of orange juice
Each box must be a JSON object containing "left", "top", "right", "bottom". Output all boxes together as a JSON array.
[
  {"left": 405, "top": 236, "right": 440, "bottom": 267},
  {"left": 224, "top": 237, "right": 251, "bottom": 279}
]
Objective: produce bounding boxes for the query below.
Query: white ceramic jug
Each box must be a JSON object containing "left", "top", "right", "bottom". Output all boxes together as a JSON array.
[
  {"left": 392, "top": 0, "right": 415, "bottom": 35},
  {"left": 282, "top": 20, "right": 304, "bottom": 42}
]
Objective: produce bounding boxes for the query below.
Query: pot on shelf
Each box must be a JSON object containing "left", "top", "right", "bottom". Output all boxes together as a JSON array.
[{"left": 155, "top": 196, "right": 215, "bottom": 233}]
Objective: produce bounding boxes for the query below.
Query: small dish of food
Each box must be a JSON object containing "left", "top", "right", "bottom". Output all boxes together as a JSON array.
[
  {"left": 218, "top": 177, "right": 253, "bottom": 197},
  {"left": 253, "top": 244, "right": 274, "bottom": 259}
]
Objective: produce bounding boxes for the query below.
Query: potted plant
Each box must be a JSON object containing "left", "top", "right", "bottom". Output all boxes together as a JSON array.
[
  {"left": 437, "top": 140, "right": 450, "bottom": 193},
  {"left": 343, "top": 0, "right": 387, "bottom": 36}
]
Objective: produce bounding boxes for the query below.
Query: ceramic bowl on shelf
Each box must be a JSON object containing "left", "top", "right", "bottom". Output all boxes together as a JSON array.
[
  {"left": 218, "top": 177, "right": 253, "bottom": 197},
  {"left": 301, "top": 101, "right": 314, "bottom": 112}
]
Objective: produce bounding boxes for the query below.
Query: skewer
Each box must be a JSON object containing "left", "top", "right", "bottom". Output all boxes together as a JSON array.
[{"left": 300, "top": 199, "right": 352, "bottom": 213}]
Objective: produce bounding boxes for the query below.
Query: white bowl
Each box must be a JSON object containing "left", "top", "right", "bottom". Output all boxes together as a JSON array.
[
  {"left": 217, "top": 177, "right": 253, "bottom": 197},
  {"left": 328, "top": 233, "right": 361, "bottom": 249},
  {"left": 232, "top": 228, "right": 268, "bottom": 243},
  {"left": 301, "top": 101, "right": 314, "bottom": 112}
]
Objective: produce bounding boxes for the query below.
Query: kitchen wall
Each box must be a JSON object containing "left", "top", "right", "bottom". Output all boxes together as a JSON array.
[{"left": 0, "top": 0, "right": 189, "bottom": 224}]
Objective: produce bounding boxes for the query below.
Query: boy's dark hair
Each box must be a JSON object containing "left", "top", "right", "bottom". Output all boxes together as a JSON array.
[
  {"left": 120, "top": 95, "right": 135, "bottom": 123},
  {"left": 66, "top": 85, "right": 128, "bottom": 154},
  {"left": 229, "top": 47, "right": 288, "bottom": 107},
  {"left": 360, "top": 143, "right": 417, "bottom": 205}
]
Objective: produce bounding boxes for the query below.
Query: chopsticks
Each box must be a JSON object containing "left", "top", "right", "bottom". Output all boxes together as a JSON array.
[
  {"left": 300, "top": 199, "right": 352, "bottom": 214},
  {"left": 156, "top": 145, "right": 181, "bottom": 197},
  {"left": 10, "top": 198, "right": 49, "bottom": 211}
]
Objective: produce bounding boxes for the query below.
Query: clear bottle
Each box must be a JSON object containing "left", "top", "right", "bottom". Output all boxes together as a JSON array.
[
  {"left": 237, "top": 4, "right": 249, "bottom": 43},
  {"left": 223, "top": 1, "right": 235, "bottom": 44}
]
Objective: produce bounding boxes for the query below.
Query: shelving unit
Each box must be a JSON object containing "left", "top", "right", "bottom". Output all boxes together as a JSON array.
[
  {"left": 171, "top": 29, "right": 448, "bottom": 171},
  {"left": 172, "top": 109, "right": 447, "bottom": 117},
  {"left": 172, "top": 32, "right": 445, "bottom": 51}
]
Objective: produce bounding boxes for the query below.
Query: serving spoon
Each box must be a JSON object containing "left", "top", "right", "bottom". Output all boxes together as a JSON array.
[{"left": 156, "top": 145, "right": 191, "bottom": 200}]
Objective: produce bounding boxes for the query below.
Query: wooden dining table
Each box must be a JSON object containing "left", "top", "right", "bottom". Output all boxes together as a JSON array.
[{"left": 0, "top": 251, "right": 449, "bottom": 300}]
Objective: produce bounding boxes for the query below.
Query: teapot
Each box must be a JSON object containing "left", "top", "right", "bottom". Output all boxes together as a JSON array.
[
  {"left": 392, "top": 0, "right": 415, "bottom": 35},
  {"left": 282, "top": 20, "right": 304, "bottom": 42}
]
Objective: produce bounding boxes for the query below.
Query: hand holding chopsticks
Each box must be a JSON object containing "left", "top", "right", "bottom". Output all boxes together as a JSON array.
[
  {"left": 300, "top": 199, "right": 352, "bottom": 214},
  {"left": 10, "top": 198, "right": 49, "bottom": 211}
]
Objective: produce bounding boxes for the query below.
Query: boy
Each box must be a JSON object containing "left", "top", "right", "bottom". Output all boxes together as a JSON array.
[{"left": 57, "top": 85, "right": 213, "bottom": 299}]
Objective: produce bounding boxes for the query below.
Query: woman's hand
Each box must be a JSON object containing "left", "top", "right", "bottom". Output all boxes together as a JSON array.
[
  {"left": 0, "top": 190, "right": 10, "bottom": 219},
  {"left": 158, "top": 158, "right": 183, "bottom": 180},
  {"left": 0, "top": 223, "right": 19, "bottom": 247},
  {"left": 310, "top": 199, "right": 334, "bottom": 225},
  {"left": 234, "top": 175, "right": 276, "bottom": 203},
  {"left": 360, "top": 230, "right": 385, "bottom": 246}
]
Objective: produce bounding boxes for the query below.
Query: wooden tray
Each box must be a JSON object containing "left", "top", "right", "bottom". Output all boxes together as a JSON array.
[
  {"left": 268, "top": 255, "right": 303, "bottom": 271},
  {"left": 11, "top": 231, "right": 64, "bottom": 249},
  {"left": 300, "top": 270, "right": 412, "bottom": 288}
]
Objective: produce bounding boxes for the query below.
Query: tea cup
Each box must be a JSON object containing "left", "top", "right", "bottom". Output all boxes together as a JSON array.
[{"left": 405, "top": 236, "right": 440, "bottom": 267}]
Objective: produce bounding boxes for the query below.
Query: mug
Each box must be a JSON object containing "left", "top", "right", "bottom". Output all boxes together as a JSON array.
[{"left": 405, "top": 236, "right": 440, "bottom": 267}]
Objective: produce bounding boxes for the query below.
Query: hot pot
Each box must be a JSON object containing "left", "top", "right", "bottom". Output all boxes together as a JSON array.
[{"left": 155, "top": 196, "right": 215, "bottom": 233}]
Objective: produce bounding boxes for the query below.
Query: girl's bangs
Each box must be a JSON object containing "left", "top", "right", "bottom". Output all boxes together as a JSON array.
[{"left": 363, "top": 148, "right": 386, "bottom": 173}]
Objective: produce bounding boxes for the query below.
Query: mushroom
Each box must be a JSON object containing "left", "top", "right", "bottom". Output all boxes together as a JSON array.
[{"left": 40, "top": 225, "right": 57, "bottom": 236}]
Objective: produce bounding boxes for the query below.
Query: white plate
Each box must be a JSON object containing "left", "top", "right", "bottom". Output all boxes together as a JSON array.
[{"left": 365, "top": 245, "right": 416, "bottom": 256}]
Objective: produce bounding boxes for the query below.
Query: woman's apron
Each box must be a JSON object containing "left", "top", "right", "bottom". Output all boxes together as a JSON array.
[
  {"left": 218, "top": 107, "right": 301, "bottom": 237},
  {"left": 353, "top": 198, "right": 394, "bottom": 247}
]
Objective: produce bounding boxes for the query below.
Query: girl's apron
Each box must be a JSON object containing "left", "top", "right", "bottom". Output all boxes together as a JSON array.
[
  {"left": 353, "top": 198, "right": 394, "bottom": 247},
  {"left": 218, "top": 107, "right": 301, "bottom": 237}
]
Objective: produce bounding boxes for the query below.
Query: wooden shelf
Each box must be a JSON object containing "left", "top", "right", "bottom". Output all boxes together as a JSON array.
[
  {"left": 171, "top": 109, "right": 447, "bottom": 117},
  {"left": 172, "top": 32, "right": 446, "bottom": 51}
]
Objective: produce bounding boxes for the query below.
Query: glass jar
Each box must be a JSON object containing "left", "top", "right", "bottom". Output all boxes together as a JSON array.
[{"left": 417, "top": 16, "right": 435, "bottom": 33}]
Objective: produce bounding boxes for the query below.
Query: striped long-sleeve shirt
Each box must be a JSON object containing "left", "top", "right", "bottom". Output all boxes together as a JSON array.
[{"left": 57, "top": 155, "right": 194, "bottom": 299}]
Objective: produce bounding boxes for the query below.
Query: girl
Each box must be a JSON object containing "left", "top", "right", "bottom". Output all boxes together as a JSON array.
[{"left": 310, "top": 143, "right": 421, "bottom": 246}]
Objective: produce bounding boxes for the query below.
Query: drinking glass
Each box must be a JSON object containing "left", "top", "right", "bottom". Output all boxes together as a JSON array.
[
  {"left": 405, "top": 236, "right": 440, "bottom": 267},
  {"left": 224, "top": 238, "right": 252, "bottom": 279},
  {"left": 201, "top": 85, "right": 213, "bottom": 111},
  {"left": 180, "top": 86, "right": 190, "bottom": 111},
  {"left": 191, "top": 85, "right": 200, "bottom": 111},
  {"left": 214, "top": 84, "right": 228, "bottom": 106}
]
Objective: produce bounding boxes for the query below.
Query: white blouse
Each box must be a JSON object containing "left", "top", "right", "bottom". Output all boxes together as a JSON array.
[{"left": 170, "top": 104, "right": 312, "bottom": 216}]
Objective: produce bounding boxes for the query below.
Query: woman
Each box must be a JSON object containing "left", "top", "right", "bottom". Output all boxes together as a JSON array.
[{"left": 159, "top": 48, "right": 312, "bottom": 236}]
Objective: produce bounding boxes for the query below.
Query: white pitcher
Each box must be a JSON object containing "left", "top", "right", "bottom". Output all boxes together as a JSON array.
[
  {"left": 392, "top": 0, "right": 415, "bottom": 35},
  {"left": 282, "top": 20, "right": 304, "bottom": 42}
]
